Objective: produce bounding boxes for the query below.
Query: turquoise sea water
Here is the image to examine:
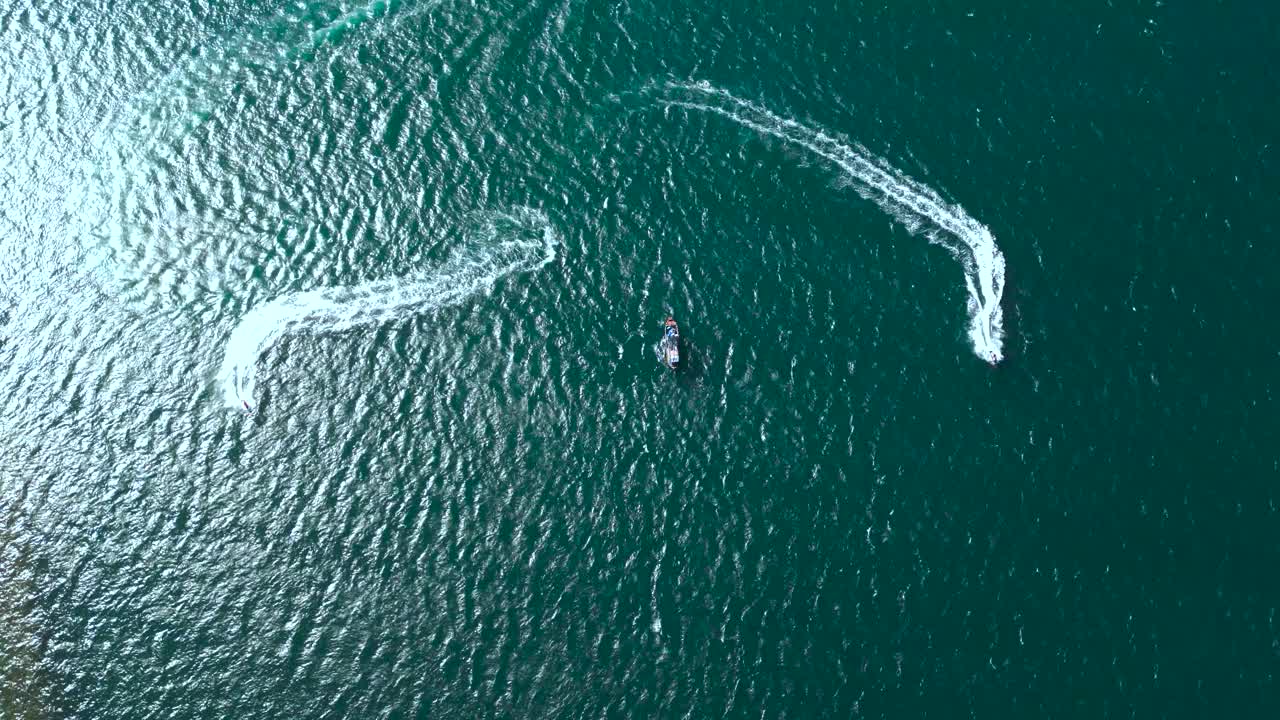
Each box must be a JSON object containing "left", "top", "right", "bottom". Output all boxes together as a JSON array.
[{"left": 1, "top": 1, "right": 1277, "bottom": 717}]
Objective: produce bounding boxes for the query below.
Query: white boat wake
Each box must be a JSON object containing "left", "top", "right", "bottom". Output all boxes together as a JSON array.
[
  {"left": 654, "top": 81, "right": 1006, "bottom": 364},
  {"left": 218, "top": 208, "right": 558, "bottom": 409}
]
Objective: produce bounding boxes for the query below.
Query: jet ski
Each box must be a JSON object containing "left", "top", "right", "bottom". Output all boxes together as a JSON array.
[{"left": 660, "top": 317, "right": 680, "bottom": 370}]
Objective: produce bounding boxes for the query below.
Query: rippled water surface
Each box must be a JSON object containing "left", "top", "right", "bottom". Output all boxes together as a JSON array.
[{"left": 2, "top": 1, "right": 1277, "bottom": 717}]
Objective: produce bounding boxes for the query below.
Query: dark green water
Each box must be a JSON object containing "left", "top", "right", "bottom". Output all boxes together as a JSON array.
[{"left": 1, "top": 0, "right": 1277, "bottom": 717}]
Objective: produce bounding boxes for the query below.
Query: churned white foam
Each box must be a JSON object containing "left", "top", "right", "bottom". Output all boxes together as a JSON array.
[
  {"left": 655, "top": 81, "right": 1006, "bottom": 364},
  {"left": 218, "top": 208, "right": 558, "bottom": 409}
]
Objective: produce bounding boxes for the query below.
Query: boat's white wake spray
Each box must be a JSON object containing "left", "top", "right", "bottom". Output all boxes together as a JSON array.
[
  {"left": 218, "top": 208, "right": 558, "bottom": 409},
  {"left": 654, "top": 81, "right": 1006, "bottom": 363}
]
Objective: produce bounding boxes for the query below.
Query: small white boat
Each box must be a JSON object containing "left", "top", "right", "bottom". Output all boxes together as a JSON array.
[{"left": 660, "top": 318, "right": 680, "bottom": 370}]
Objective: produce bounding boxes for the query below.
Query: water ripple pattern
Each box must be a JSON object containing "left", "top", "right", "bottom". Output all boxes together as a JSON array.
[
  {"left": 654, "top": 81, "right": 1007, "bottom": 363},
  {"left": 2, "top": 0, "right": 1276, "bottom": 718},
  {"left": 85, "top": 0, "right": 450, "bottom": 309}
]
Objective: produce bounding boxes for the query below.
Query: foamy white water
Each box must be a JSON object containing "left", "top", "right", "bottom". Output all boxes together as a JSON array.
[
  {"left": 656, "top": 81, "right": 1006, "bottom": 363},
  {"left": 218, "top": 208, "right": 558, "bottom": 409}
]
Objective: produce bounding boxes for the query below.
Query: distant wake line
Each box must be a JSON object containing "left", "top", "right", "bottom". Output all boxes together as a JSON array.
[
  {"left": 90, "top": 0, "right": 450, "bottom": 307},
  {"left": 656, "top": 81, "right": 1006, "bottom": 363},
  {"left": 107, "top": 0, "right": 446, "bottom": 179},
  {"left": 219, "top": 208, "right": 558, "bottom": 408},
  {"left": 124, "top": 0, "right": 443, "bottom": 145}
]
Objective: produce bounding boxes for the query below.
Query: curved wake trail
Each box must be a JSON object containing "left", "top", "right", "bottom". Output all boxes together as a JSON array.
[
  {"left": 218, "top": 208, "right": 558, "bottom": 409},
  {"left": 655, "top": 81, "right": 1006, "bottom": 363}
]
